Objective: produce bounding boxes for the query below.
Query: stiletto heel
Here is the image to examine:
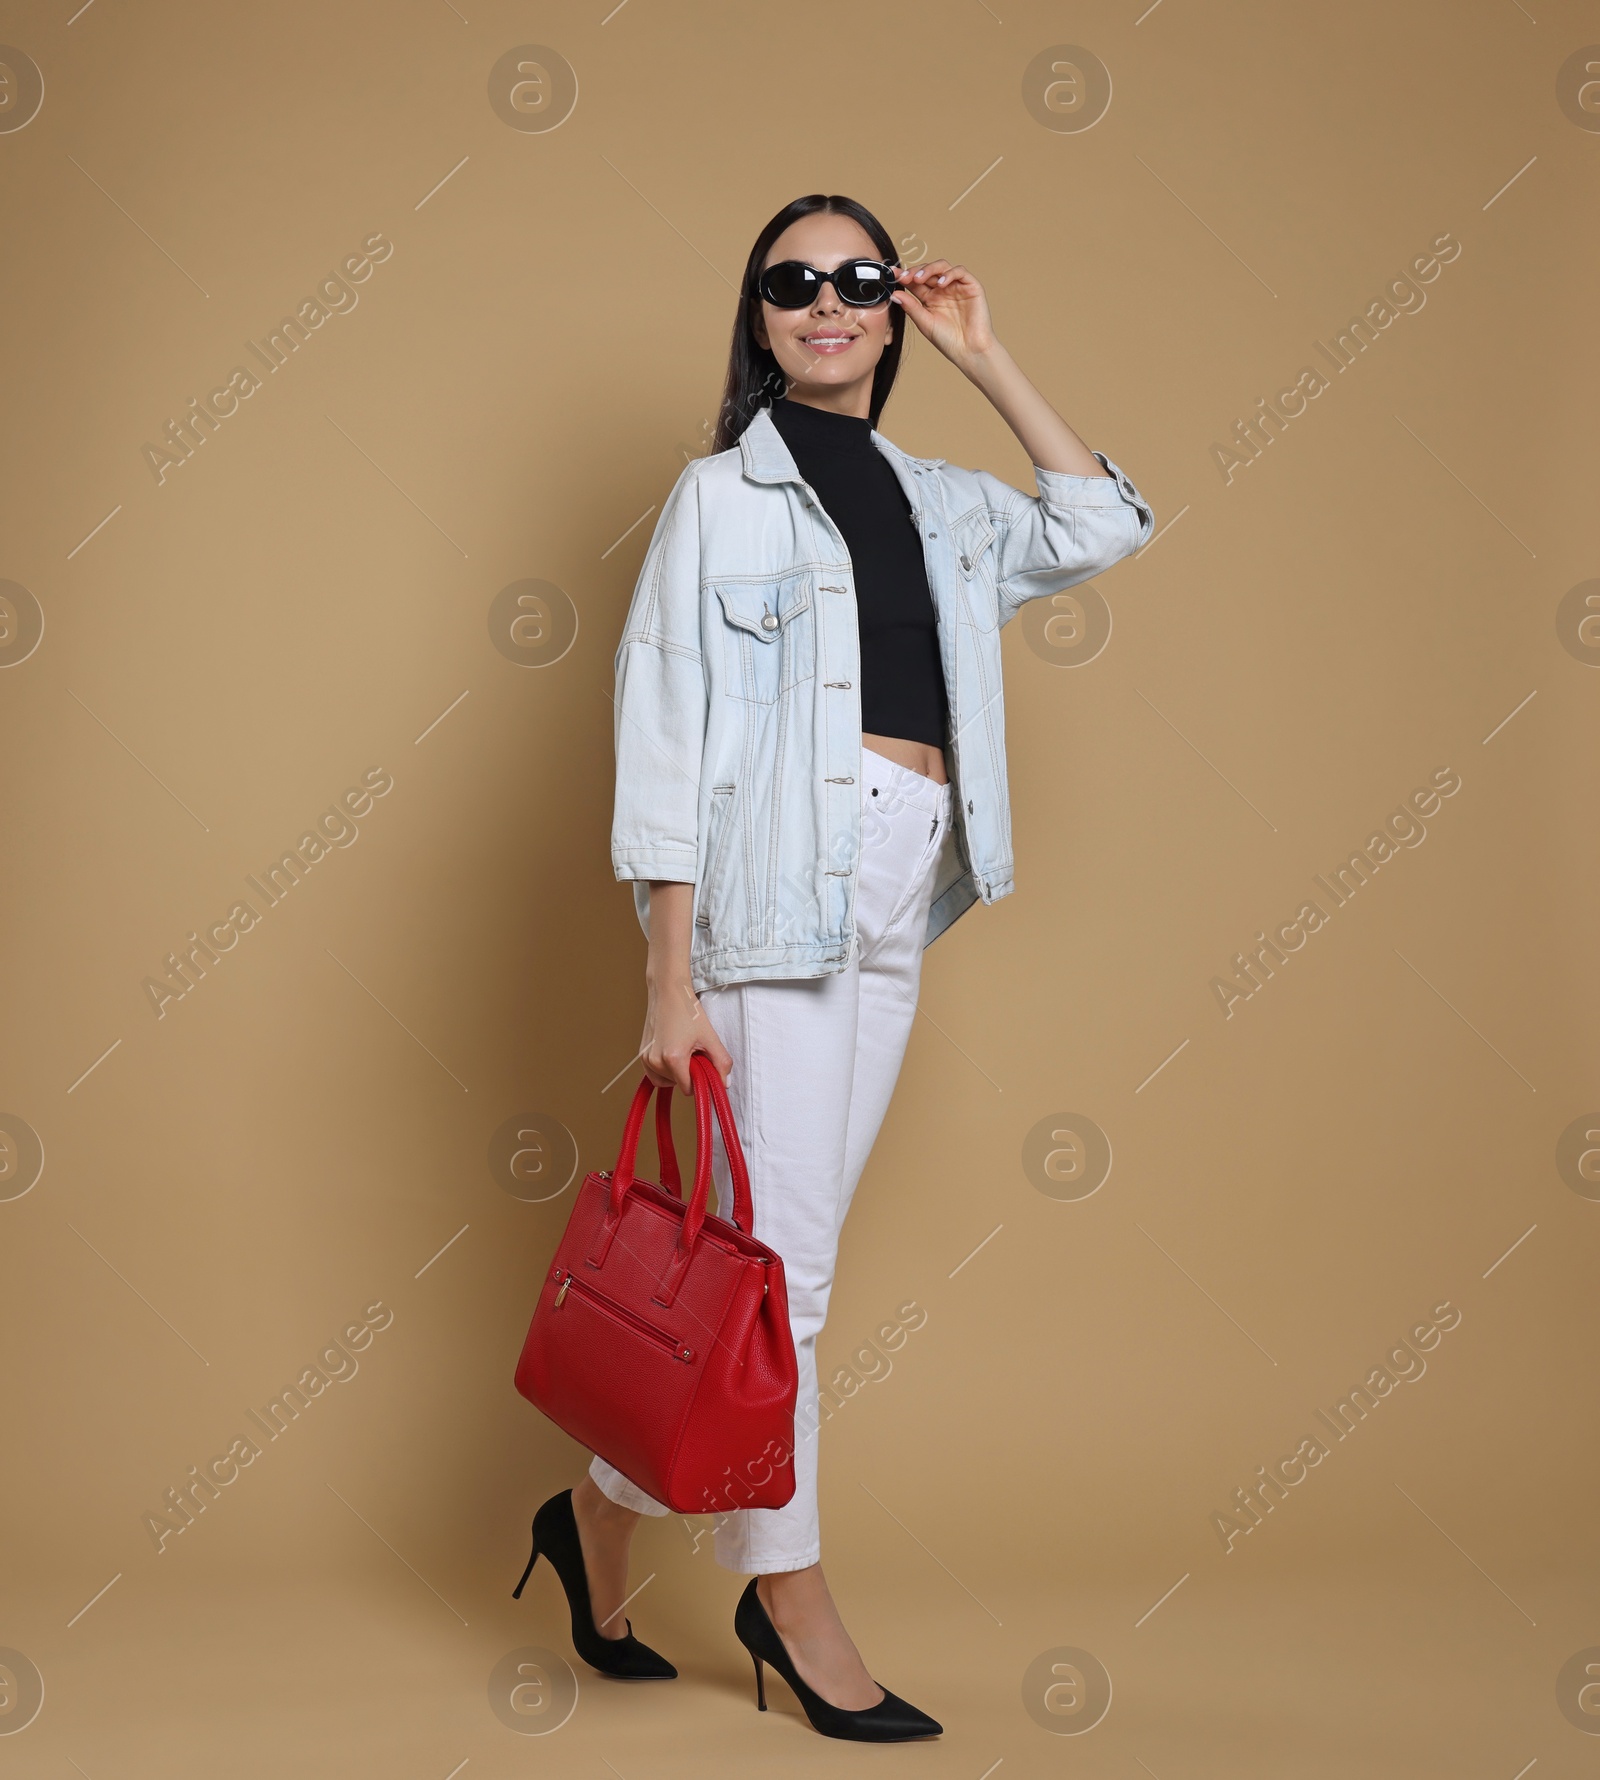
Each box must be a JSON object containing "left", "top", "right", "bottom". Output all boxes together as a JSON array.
[
  {"left": 511, "top": 1539, "right": 539, "bottom": 1600},
  {"left": 732, "top": 1578, "right": 941, "bottom": 1742},
  {"left": 514, "top": 1489, "right": 677, "bottom": 1680}
]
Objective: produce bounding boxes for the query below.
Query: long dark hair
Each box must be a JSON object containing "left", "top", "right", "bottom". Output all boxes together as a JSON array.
[{"left": 712, "top": 193, "right": 905, "bottom": 454}]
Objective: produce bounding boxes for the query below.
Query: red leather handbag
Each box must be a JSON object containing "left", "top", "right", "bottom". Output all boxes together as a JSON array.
[{"left": 514, "top": 1053, "right": 798, "bottom": 1514}]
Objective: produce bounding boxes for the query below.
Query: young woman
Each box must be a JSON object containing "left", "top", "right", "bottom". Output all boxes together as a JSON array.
[{"left": 522, "top": 193, "right": 1153, "bottom": 1742}]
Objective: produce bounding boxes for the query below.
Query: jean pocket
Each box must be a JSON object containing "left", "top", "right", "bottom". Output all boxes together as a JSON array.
[
  {"left": 712, "top": 573, "right": 814, "bottom": 705},
  {"left": 878, "top": 805, "right": 948, "bottom": 940}
]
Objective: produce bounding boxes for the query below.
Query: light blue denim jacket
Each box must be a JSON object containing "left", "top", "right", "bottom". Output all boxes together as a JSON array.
[{"left": 612, "top": 404, "right": 1154, "bottom": 992}]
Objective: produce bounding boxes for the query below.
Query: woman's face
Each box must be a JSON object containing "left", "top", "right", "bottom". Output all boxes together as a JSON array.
[{"left": 751, "top": 213, "right": 896, "bottom": 401}]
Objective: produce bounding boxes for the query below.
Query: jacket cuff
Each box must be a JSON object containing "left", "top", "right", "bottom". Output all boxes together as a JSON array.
[
  {"left": 1035, "top": 454, "right": 1154, "bottom": 530},
  {"left": 613, "top": 848, "right": 697, "bottom": 884}
]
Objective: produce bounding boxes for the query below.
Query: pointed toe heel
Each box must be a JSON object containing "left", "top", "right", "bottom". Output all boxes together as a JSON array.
[
  {"left": 515, "top": 1489, "right": 677, "bottom": 1680},
  {"left": 732, "top": 1578, "right": 942, "bottom": 1741}
]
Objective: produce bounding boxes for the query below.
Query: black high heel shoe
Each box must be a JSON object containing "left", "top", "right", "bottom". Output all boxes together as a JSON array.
[
  {"left": 512, "top": 1488, "right": 677, "bottom": 1680},
  {"left": 733, "top": 1577, "right": 942, "bottom": 1741}
]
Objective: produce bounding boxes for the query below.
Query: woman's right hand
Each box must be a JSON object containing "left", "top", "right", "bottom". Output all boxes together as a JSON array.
[
  {"left": 640, "top": 881, "right": 732, "bottom": 1094},
  {"left": 639, "top": 971, "right": 732, "bottom": 1096}
]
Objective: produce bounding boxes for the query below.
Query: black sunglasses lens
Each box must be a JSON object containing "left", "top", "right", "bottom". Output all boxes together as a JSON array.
[
  {"left": 836, "top": 261, "right": 893, "bottom": 305},
  {"left": 759, "top": 262, "right": 819, "bottom": 307}
]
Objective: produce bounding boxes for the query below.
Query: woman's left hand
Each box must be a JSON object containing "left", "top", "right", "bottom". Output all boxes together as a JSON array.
[{"left": 891, "top": 260, "right": 997, "bottom": 367}]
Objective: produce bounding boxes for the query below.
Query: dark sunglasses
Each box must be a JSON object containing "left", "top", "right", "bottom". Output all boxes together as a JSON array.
[{"left": 753, "top": 258, "right": 900, "bottom": 309}]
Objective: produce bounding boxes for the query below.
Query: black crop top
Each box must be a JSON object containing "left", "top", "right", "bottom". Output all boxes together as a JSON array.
[{"left": 767, "top": 398, "right": 950, "bottom": 750}]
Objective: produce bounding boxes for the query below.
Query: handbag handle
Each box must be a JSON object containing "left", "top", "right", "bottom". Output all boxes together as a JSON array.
[
  {"left": 655, "top": 1085, "right": 682, "bottom": 1199},
  {"left": 610, "top": 1072, "right": 684, "bottom": 1198},
  {"left": 683, "top": 1053, "right": 754, "bottom": 1245},
  {"left": 609, "top": 1054, "right": 753, "bottom": 1241}
]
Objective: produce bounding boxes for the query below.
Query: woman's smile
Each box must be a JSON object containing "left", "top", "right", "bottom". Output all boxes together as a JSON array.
[{"left": 802, "top": 329, "right": 858, "bottom": 353}]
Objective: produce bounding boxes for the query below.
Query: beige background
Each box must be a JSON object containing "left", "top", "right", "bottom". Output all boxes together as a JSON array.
[{"left": 1, "top": 1, "right": 1596, "bottom": 1774}]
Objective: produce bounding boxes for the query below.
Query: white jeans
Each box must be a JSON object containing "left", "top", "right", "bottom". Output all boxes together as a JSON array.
[{"left": 590, "top": 745, "right": 954, "bottom": 1572}]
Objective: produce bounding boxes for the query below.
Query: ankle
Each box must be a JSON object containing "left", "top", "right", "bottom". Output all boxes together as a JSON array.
[
  {"left": 573, "top": 1478, "right": 638, "bottom": 1528},
  {"left": 759, "top": 1567, "right": 826, "bottom": 1632}
]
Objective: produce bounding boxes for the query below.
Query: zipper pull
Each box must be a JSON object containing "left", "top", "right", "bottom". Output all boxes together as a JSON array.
[{"left": 554, "top": 1274, "right": 571, "bottom": 1308}]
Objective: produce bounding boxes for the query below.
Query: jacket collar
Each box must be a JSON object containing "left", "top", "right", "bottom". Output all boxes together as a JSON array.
[{"left": 736, "top": 402, "right": 944, "bottom": 484}]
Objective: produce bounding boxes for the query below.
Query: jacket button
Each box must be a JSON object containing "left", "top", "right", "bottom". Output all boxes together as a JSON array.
[
  {"left": 960, "top": 553, "right": 971, "bottom": 572},
  {"left": 967, "top": 799, "right": 974, "bottom": 814},
  {"left": 928, "top": 532, "right": 938, "bottom": 540},
  {"left": 760, "top": 612, "right": 779, "bottom": 632}
]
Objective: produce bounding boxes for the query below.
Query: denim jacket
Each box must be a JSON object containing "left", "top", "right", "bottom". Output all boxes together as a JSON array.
[{"left": 611, "top": 403, "right": 1154, "bottom": 992}]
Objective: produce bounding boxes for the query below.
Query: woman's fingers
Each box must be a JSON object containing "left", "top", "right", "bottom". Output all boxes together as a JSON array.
[
  {"left": 895, "top": 265, "right": 980, "bottom": 323},
  {"left": 936, "top": 272, "right": 980, "bottom": 308},
  {"left": 895, "top": 261, "right": 985, "bottom": 327},
  {"left": 639, "top": 1037, "right": 685, "bottom": 1093},
  {"left": 918, "top": 263, "right": 979, "bottom": 297},
  {"left": 648, "top": 1049, "right": 730, "bottom": 1096},
  {"left": 908, "top": 260, "right": 978, "bottom": 295},
  {"left": 687, "top": 1007, "right": 733, "bottom": 1083}
]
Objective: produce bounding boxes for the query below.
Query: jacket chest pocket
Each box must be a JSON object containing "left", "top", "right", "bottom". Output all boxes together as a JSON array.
[
  {"left": 712, "top": 572, "right": 815, "bottom": 704},
  {"left": 954, "top": 513, "right": 998, "bottom": 630}
]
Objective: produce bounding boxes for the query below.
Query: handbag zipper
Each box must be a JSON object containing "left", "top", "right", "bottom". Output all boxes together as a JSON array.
[{"left": 550, "top": 1267, "right": 694, "bottom": 1362}]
